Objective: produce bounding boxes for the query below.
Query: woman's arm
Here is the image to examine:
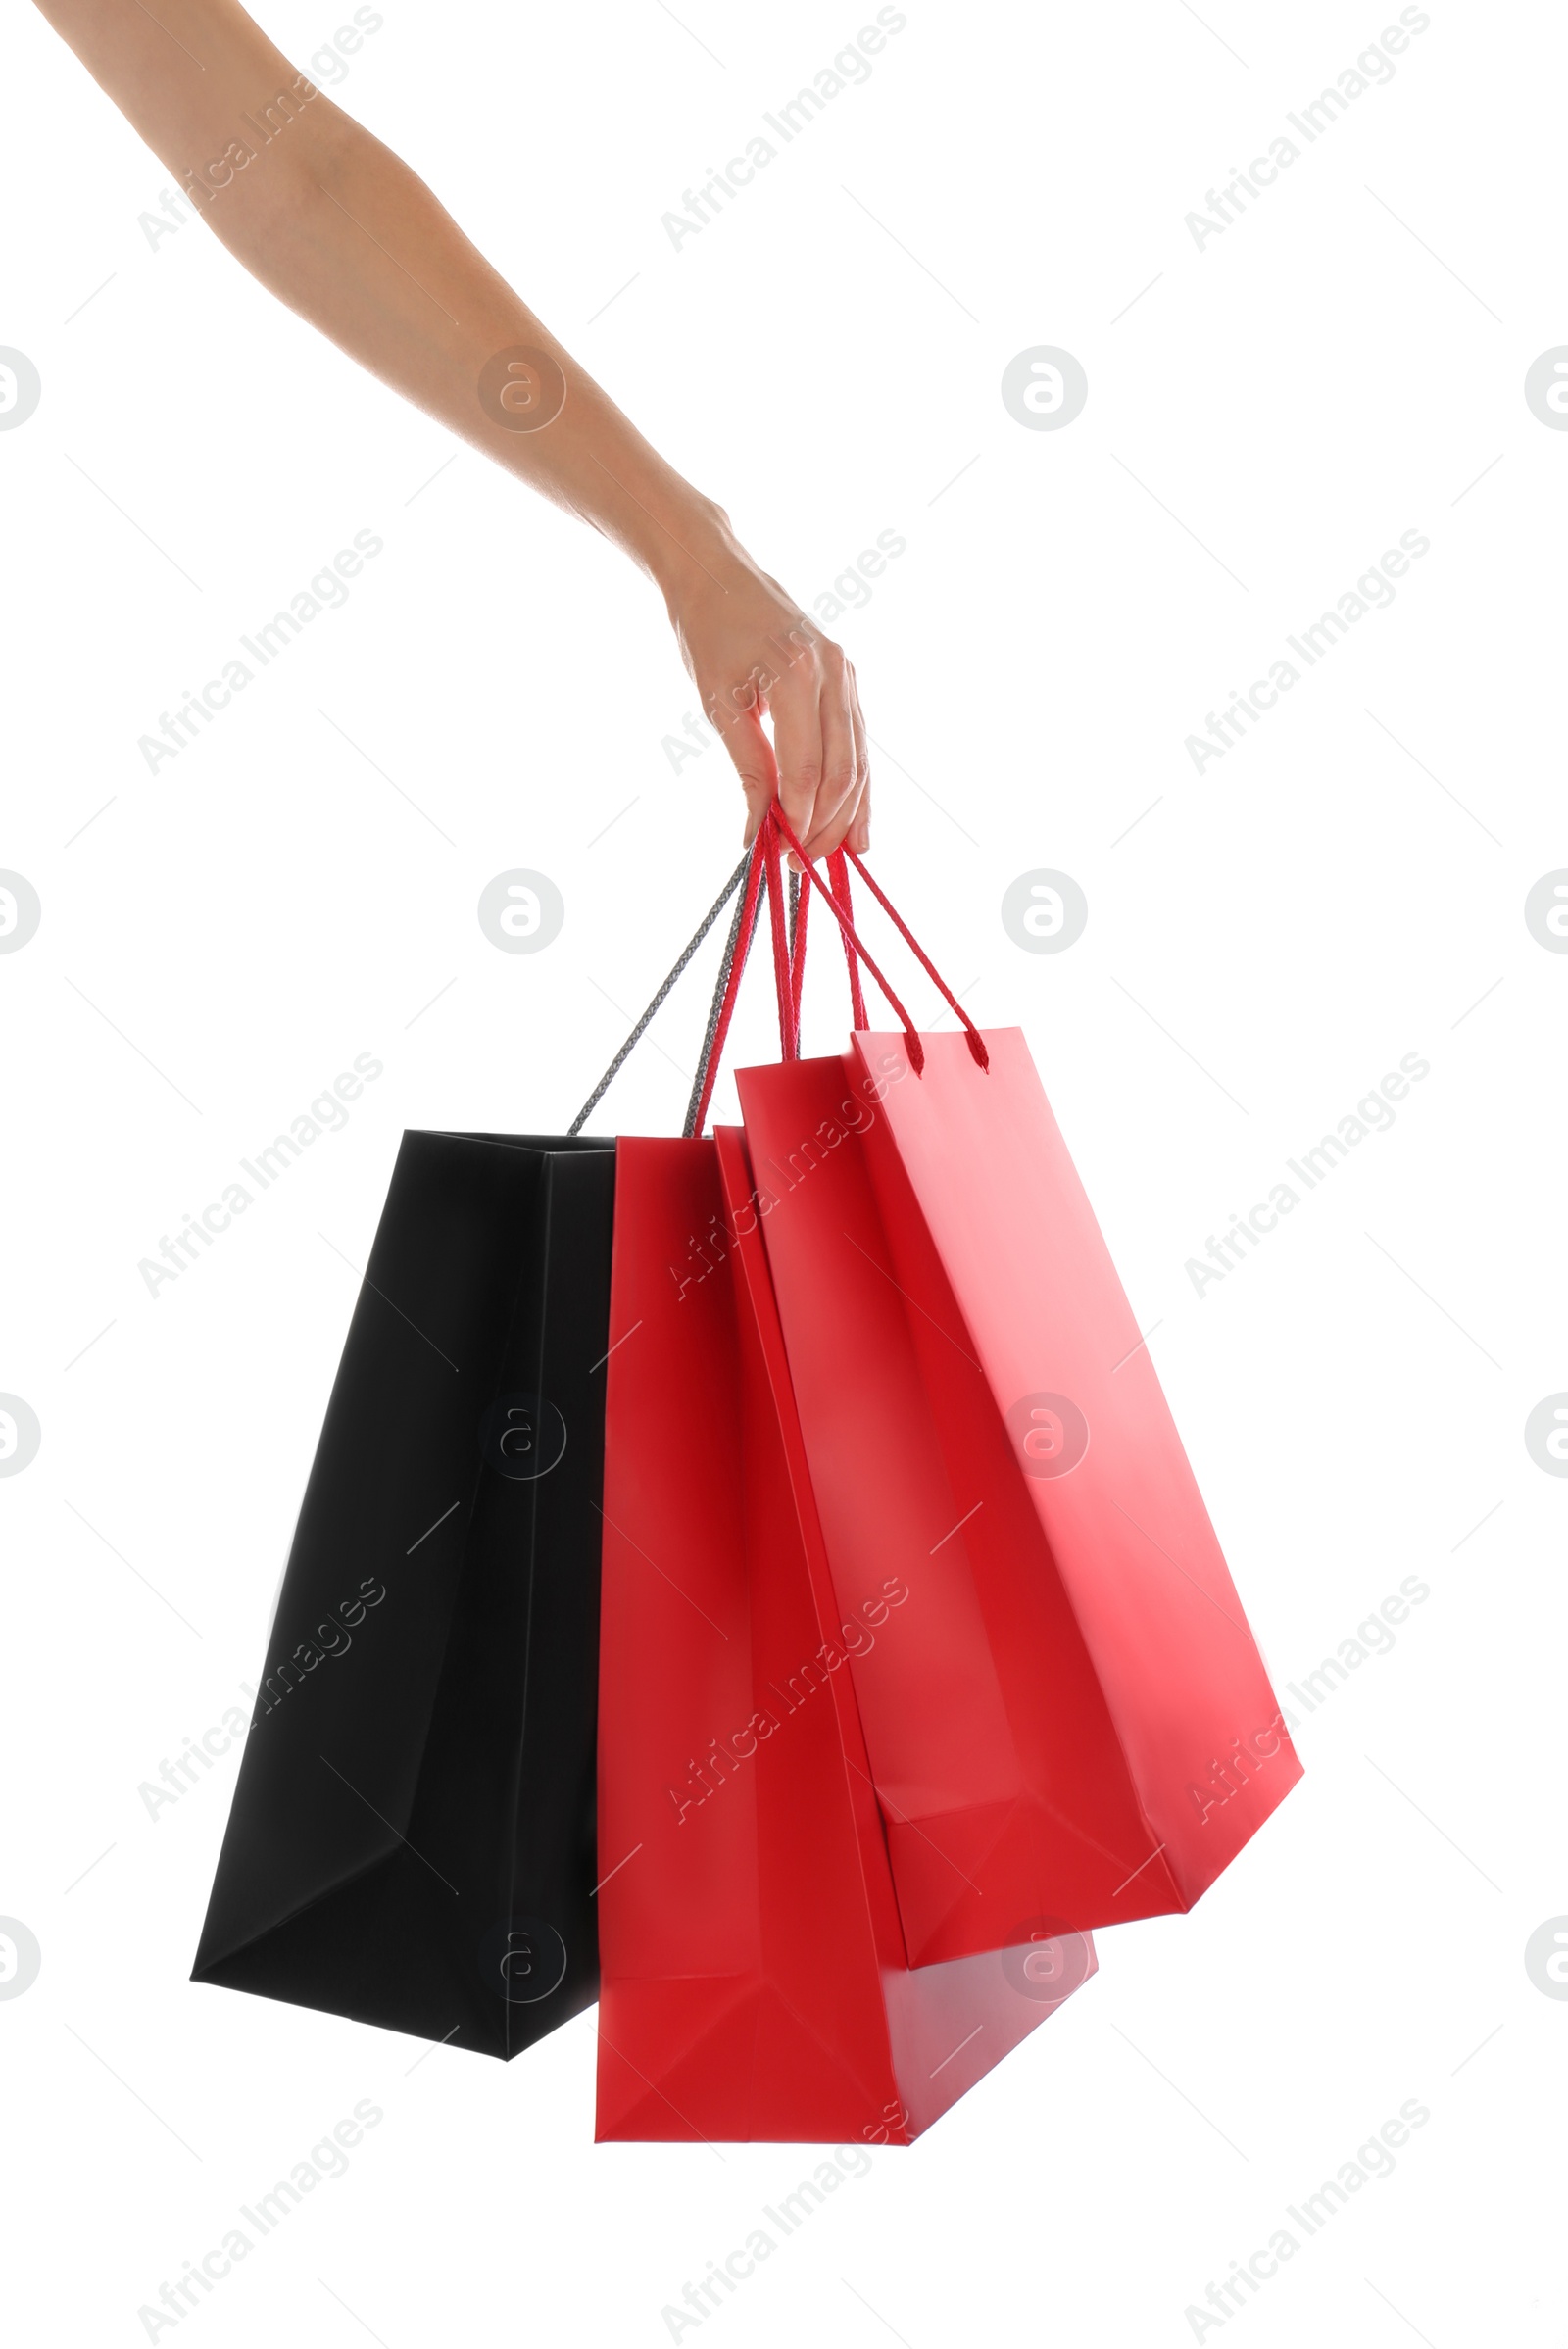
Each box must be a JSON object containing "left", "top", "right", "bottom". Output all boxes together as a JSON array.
[{"left": 34, "top": 0, "right": 869, "bottom": 857}]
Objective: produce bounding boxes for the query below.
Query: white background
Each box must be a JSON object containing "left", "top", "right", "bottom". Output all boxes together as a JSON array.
[{"left": 2, "top": 0, "right": 1565, "bottom": 2340}]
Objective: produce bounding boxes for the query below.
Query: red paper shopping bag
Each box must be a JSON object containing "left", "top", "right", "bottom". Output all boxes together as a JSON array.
[
  {"left": 594, "top": 1128, "right": 1093, "bottom": 2143},
  {"left": 728, "top": 813, "right": 1301, "bottom": 1969}
]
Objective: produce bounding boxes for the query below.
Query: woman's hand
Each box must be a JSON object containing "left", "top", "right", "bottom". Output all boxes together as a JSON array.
[{"left": 662, "top": 522, "right": 870, "bottom": 862}]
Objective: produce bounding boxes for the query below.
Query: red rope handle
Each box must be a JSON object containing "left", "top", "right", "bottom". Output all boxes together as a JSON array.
[
  {"left": 692, "top": 805, "right": 986, "bottom": 1132},
  {"left": 837, "top": 840, "right": 988, "bottom": 1070},
  {"left": 827, "top": 848, "right": 867, "bottom": 1029},
  {"left": 760, "top": 818, "right": 797, "bottom": 1062},
  {"left": 788, "top": 864, "right": 810, "bottom": 1052},
  {"left": 765, "top": 806, "right": 928, "bottom": 1076}
]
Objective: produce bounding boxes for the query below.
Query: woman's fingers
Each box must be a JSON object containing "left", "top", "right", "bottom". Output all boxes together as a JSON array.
[
  {"left": 849, "top": 777, "right": 871, "bottom": 856},
  {"left": 801, "top": 650, "right": 861, "bottom": 861},
  {"left": 710, "top": 694, "right": 778, "bottom": 845},
  {"left": 847, "top": 673, "right": 871, "bottom": 855},
  {"left": 766, "top": 659, "right": 825, "bottom": 860},
  {"left": 674, "top": 563, "right": 871, "bottom": 861},
  {"left": 713, "top": 649, "right": 870, "bottom": 859}
]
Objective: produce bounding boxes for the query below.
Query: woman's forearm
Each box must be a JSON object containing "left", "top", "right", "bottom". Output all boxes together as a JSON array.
[
  {"left": 36, "top": 0, "right": 725, "bottom": 598},
  {"left": 34, "top": 0, "right": 871, "bottom": 856}
]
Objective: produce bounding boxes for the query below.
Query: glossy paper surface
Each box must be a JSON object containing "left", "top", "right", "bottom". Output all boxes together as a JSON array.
[
  {"left": 192, "top": 1129, "right": 613, "bottom": 2057},
  {"left": 738, "top": 1036, "right": 1300, "bottom": 1966},
  {"left": 595, "top": 1132, "right": 1089, "bottom": 2143}
]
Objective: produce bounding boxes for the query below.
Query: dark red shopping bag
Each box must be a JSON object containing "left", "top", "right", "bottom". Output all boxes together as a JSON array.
[
  {"left": 594, "top": 1119, "right": 1093, "bottom": 2144},
  {"left": 723, "top": 811, "right": 1301, "bottom": 1970}
]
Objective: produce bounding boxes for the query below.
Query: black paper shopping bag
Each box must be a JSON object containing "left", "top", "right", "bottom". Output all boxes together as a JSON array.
[{"left": 191, "top": 1130, "right": 614, "bottom": 2058}]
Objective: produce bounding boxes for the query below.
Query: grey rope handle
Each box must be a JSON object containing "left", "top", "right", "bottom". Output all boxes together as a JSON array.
[
  {"left": 681, "top": 856, "right": 760, "bottom": 1137},
  {"left": 568, "top": 852, "right": 751, "bottom": 1137},
  {"left": 678, "top": 848, "right": 788, "bottom": 1133}
]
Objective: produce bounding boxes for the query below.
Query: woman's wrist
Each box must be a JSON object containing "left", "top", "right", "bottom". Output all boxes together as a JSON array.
[{"left": 632, "top": 489, "right": 752, "bottom": 612}]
